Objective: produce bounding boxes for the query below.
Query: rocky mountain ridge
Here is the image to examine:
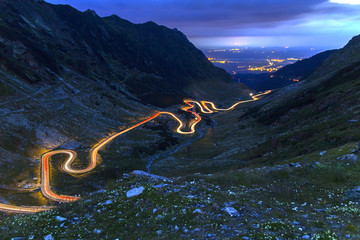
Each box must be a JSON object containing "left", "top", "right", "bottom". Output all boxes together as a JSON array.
[{"left": 0, "top": 0, "right": 243, "bottom": 106}]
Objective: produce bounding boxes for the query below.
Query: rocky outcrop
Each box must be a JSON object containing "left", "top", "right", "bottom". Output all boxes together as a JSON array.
[{"left": 0, "top": 0, "right": 241, "bottom": 107}]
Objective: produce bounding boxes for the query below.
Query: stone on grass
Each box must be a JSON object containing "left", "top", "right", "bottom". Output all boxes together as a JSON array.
[
  {"left": 346, "top": 186, "right": 360, "bottom": 202},
  {"left": 352, "top": 143, "right": 360, "bottom": 154},
  {"left": 43, "top": 234, "right": 54, "bottom": 240},
  {"left": 289, "top": 163, "right": 301, "bottom": 167},
  {"left": 224, "top": 207, "right": 240, "bottom": 217},
  {"left": 302, "top": 235, "right": 310, "bottom": 239},
  {"left": 337, "top": 154, "right": 357, "bottom": 162},
  {"left": 319, "top": 151, "right": 326, "bottom": 156},
  {"left": 193, "top": 209, "right": 203, "bottom": 214},
  {"left": 103, "top": 200, "right": 113, "bottom": 205},
  {"left": 55, "top": 216, "right": 67, "bottom": 222},
  {"left": 152, "top": 184, "right": 168, "bottom": 188},
  {"left": 126, "top": 186, "right": 145, "bottom": 198}
]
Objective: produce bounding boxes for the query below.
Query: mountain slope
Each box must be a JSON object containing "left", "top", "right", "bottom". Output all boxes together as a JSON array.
[
  {"left": 309, "top": 35, "right": 360, "bottom": 82},
  {"left": 255, "top": 49, "right": 337, "bottom": 90},
  {"left": 275, "top": 50, "right": 336, "bottom": 79},
  {"left": 0, "top": 0, "right": 243, "bottom": 107}
]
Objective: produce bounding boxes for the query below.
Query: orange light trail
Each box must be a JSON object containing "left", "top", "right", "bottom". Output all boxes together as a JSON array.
[{"left": 0, "top": 91, "right": 271, "bottom": 213}]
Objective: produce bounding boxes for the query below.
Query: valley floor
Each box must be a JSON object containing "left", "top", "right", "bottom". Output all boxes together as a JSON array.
[{"left": 1, "top": 142, "right": 360, "bottom": 239}]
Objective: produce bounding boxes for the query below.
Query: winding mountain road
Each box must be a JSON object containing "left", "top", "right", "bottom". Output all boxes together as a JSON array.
[{"left": 0, "top": 91, "right": 271, "bottom": 213}]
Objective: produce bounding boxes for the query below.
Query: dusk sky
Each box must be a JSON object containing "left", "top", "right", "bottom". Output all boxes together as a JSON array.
[{"left": 46, "top": 0, "right": 360, "bottom": 49}]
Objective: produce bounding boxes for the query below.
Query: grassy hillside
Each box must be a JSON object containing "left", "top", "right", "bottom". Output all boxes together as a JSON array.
[
  {"left": 0, "top": 1, "right": 359, "bottom": 239},
  {"left": 1, "top": 45, "right": 359, "bottom": 238}
]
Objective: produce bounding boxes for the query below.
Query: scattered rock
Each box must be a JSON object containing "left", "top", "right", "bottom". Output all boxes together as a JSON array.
[
  {"left": 337, "top": 154, "right": 357, "bottom": 162},
  {"left": 126, "top": 186, "right": 145, "bottom": 198},
  {"left": 94, "top": 229, "right": 101, "bottom": 234},
  {"left": 289, "top": 163, "right": 301, "bottom": 167},
  {"left": 351, "top": 143, "right": 360, "bottom": 154},
  {"left": 193, "top": 209, "right": 203, "bottom": 214},
  {"left": 319, "top": 151, "right": 326, "bottom": 156},
  {"left": 302, "top": 234, "right": 310, "bottom": 239},
  {"left": 224, "top": 207, "right": 240, "bottom": 217},
  {"left": 352, "top": 148, "right": 359, "bottom": 154},
  {"left": 55, "top": 216, "right": 67, "bottom": 222},
  {"left": 346, "top": 186, "right": 360, "bottom": 201},
  {"left": 103, "top": 200, "right": 113, "bottom": 205},
  {"left": 131, "top": 170, "right": 173, "bottom": 182},
  {"left": 156, "top": 230, "right": 162, "bottom": 235},
  {"left": 43, "top": 234, "right": 54, "bottom": 240},
  {"left": 152, "top": 184, "right": 168, "bottom": 188},
  {"left": 36, "top": 125, "right": 69, "bottom": 149}
]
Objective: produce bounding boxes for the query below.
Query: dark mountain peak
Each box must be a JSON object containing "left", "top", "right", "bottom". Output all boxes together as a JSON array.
[
  {"left": 105, "top": 14, "right": 124, "bottom": 21},
  {"left": 143, "top": 20, "right": 158, "bottom": 26},
  {"left": 84, "top": 9, "right": 100, "bottom": 18},
  {"left": 307, "top": 33, "right": 360, "bottom": 81},
  {"left": 345, "top": 34, "right": 360, "bottom": 48},
  {"left": 0, "top": 0, "right": 241, "bottom": 106}
]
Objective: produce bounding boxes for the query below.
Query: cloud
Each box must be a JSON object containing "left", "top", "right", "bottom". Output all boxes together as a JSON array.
[
  {"left": 329, "top": 0, "right": 360, "bottom": 4},
  {"left": 47, "top": 0, "right": 327, "bottom": 29},
  {"left": 46, "top": 0, "right": 360, "bottom": 48}
]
